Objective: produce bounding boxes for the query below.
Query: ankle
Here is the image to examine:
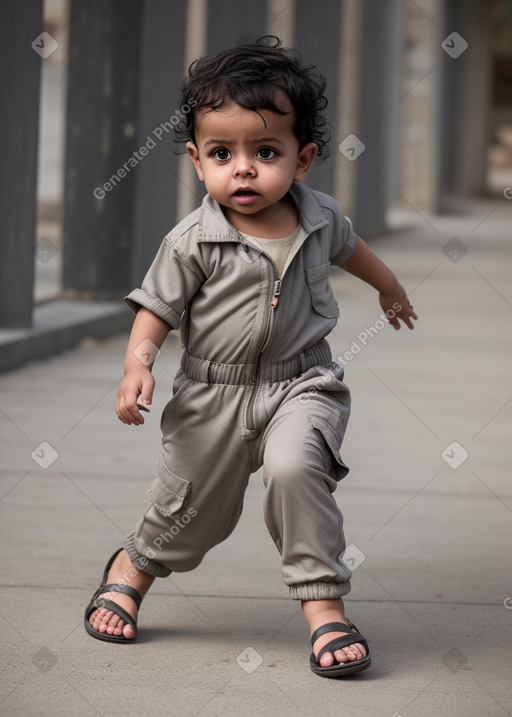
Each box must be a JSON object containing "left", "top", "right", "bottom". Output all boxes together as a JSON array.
[
  {"left": 301, "top": 598, "right": 347, "bottom": 632},
  {"left": 110, "top": 550, "right": 155, "bottom": 599}
]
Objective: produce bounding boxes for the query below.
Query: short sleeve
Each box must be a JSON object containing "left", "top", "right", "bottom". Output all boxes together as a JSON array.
[
  {"left": 328, "top": 203, "right": 358, "bottom": 267},
  {"left": 124, "top": 233, "right": 206, "bottom": 329}
]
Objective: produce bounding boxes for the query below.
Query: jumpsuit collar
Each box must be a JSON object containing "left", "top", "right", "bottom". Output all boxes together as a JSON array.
[{"left": 197, "top": 182, "right": 329, "bottom": 244}]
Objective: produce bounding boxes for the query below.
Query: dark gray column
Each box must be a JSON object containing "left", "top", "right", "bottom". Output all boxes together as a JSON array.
[
  {"left": 131, "top": 0, "right": 187, "bottom": 286},
  {"left": 0, "top": 1, "right": 43, "bottom": 327},
  {"left": 62, "top": 0, "right": 142, "bottom": 299},
  {"left": 436, "top": 0, "right": 492, "bottom": 209},
  {"left": 353, "top": 0, "right": 403, "bottom": 235},
  {"left": 294, "top": 0, "right": 342, "bottom": 197}
]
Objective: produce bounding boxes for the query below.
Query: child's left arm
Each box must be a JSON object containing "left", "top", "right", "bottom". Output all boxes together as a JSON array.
[{"left": 339, "top": 236, "right": 418, "bottom": 330}]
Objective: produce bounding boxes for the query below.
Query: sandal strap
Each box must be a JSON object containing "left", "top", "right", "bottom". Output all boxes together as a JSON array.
[
  {"left": 89, "top": 599, "right": 137, "bottom": 630},
  {"left": 316, "top": 634, "right": 367, "bottom": 662},
  {"left": 92, "top": 583, "right": 142, "bottom": 609},
  {"left": 310, "top": 621, "right": 354, "bottom": 646}
]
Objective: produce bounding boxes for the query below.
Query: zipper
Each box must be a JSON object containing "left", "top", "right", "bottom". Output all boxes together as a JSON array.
[
  {"left": 238, "top": 238, "right": 281, "bottom": 431},
  {"left": 271, "top": 279, "right": 281, "bottom": 309}
]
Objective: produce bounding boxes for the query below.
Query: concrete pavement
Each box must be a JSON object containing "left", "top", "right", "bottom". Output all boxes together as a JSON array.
[{"left": 1, "top": 198, "right": 511, "bottom": 716}]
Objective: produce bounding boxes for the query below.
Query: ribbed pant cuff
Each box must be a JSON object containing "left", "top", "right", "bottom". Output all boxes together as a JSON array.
[
  {"left": 124, "top": 531, "right": 172, "bottom": 578},
  {"left": 289, "top": 581, "right": 352, "bottom": 600}
]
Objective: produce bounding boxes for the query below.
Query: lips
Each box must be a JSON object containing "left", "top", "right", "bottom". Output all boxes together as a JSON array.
[{"left": 232, "top": 188, "right": 260, "bottom": 205}]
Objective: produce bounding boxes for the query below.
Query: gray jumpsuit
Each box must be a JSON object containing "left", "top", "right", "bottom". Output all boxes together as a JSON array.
[{"left": 124, "top": 182, "right": 357, "bottom": 600}]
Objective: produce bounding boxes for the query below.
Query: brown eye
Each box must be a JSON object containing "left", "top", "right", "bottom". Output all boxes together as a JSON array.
[
  {"left": 257, "top": 147, "right": 276, "bottom": 160},
  {"left": 212, "top": 148, "right": 231, "bottom": 161}
]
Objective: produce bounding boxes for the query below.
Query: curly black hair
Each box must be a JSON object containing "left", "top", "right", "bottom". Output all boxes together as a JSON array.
[{"left": 174, "top": 36, "right": 330, "bottom": 161}]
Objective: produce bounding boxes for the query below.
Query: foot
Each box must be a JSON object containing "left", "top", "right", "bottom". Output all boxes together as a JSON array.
[
  {"left": 302, "top": 598, "right": 367, "bottom": 667},
  {"left": 88, "top": 549, "right": 154, "bottom": 639}
]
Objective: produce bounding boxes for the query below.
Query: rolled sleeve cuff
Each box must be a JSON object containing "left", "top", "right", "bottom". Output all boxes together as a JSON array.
[
  {"left": 330, "top": 225, "right": 358, "bottom": 267},
  {"left": 124, "top": 288, "right": 181, "bottom": 329}
]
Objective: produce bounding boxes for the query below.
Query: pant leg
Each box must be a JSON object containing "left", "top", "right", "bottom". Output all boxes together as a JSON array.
[
  {"left": 261, "top": 363, "right": 353, "bottom": 600},
  {"left": 125, "top": 376, "right": 253, "bottom": 577}
]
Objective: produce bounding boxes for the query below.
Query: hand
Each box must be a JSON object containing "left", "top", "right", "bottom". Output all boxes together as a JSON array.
[
  {"left": 115, "top": 367, "right": 155, "bottom": 425},
  {"left": 379, "top": 283, "right": 417, "bottom": 330}
]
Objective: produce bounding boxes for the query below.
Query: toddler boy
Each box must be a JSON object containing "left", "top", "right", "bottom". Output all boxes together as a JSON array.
[{"left": 85, "top": 36, "right": 417, "bottom": 678}]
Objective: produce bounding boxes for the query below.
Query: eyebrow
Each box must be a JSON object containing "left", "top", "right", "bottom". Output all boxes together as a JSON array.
[{"left": 203, "top": 137, "right": 286, "bottom": 147}]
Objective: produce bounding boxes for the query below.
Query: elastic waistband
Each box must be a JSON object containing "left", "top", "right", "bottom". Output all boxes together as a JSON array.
[{"left": 181, "top": 339, "right": 332, "bottom": 385}]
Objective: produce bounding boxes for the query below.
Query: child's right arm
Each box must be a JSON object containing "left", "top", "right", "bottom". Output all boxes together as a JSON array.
[{"left": 115, "top": 307, "right": 171, "bottom": 426}]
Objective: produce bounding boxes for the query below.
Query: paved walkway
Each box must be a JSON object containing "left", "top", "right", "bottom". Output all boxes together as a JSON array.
[{"left": 1, "top": 199, "right": 511, "bottom": 716}]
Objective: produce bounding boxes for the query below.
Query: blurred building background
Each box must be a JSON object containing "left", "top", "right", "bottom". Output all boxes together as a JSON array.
[{"left": 1, "top": 0, "right": 511, "bottom": 369}]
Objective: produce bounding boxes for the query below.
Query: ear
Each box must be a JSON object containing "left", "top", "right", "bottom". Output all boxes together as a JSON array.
[
  {"left": 294, "top": 142, "right": 318, "bottom": 182},
  {"left": 186, "top": 141, "right": 204, "bottom": 182}
]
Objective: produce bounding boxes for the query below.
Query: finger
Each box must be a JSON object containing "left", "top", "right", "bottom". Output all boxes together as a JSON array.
[
  {"left": 123, "top": 391, "right": 147, "bottom": 425},
  {"left": 118, "top": 398, "right": 143, "bottom": 426},
  {"left": 402, "top": 311, "right": 417, "bottom": 330},
  {"left": 139, "top": 376, "right": 155, "bottom": 408}
]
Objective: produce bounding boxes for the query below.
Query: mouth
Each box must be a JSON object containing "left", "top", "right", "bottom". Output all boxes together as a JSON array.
[
  {"left": 233, "top": 188, "right": 258, "bottom": 196},
  {"left": 233, "top": 188, "right": 259, "bottom": 205}
]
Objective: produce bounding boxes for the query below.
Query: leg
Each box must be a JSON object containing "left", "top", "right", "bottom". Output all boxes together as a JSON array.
[
  {"left": 87, "top": 379, "right": 253, "bottom": 640},
  {"left": 123, "top": 380, "right": 253, "bottom": 574},
  {"left": 262, "top": 367, "right": 367, "bottom": 668}
]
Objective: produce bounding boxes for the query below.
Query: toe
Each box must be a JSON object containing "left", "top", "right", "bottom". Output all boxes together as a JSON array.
[
  {"left": 319, "top": 651, "right": 335, "bottom": 667},
  {"left": 350, "top": 642, "right": 366, "bottom": 660},
  {"left": 98, "top": 610, "right": 114, "bottom": 633},
  {"left": 106, "top": 613, "right": 121, "bottom": 635},
  {"left": 123, "top": 623, "right": 136, "bottom": 639},
  {"left": 334, "top": 648, "right": 351, "bottom": 663},
  {"left": 92, "top": 607, "right": 110, "bottom": 627}
]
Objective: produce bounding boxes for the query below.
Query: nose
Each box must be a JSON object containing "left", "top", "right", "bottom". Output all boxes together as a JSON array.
[{"left": 233, "top": 154, "right": 256, "bottom": 177}]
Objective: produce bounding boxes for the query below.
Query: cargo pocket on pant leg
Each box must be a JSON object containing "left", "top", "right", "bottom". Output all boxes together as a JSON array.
[
  {"left": 309, "top": 415, "right": 349, "bottom": 486},
  {"left": 149, "top": 455, "right": 191, "bottom": 519}
]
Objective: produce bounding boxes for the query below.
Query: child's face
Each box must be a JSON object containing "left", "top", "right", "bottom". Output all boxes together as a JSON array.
[{"left": 186, "top": 95, "right": 317, "bottom": 229}]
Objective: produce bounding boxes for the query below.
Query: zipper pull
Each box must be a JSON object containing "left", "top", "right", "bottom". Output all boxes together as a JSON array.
[{"left": 271, "top": 280, "right": 281, "bottom": 309}]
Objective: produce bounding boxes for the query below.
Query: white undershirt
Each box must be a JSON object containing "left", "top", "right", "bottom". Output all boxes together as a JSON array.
[{"left": 241, "top": 225, "right": 301, "bottom": 277}]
